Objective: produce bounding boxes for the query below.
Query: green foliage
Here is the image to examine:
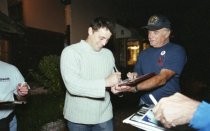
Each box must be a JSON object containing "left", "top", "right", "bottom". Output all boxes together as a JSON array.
[
  {"left": 17, "top": 55, "right": 67, "bottom": 130},
  {"left": 16, "top": 94, "right": 65, "bottom": 131},
  {"left": 29, "top": 55, "right": 65, "bottom": 94}
]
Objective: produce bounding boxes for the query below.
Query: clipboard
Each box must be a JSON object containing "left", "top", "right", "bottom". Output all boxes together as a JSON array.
[{"left": 0, "top": 101, "right": 27, "bottom": 105}]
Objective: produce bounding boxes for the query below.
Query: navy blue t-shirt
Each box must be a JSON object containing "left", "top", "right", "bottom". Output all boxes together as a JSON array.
[{"left": 134, "top": 42, "right": 187, "bottom": 104}]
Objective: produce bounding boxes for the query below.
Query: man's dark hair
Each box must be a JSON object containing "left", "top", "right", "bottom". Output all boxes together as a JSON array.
[{"left": 89, "top": 17, "right": 115, "bottom": 34}]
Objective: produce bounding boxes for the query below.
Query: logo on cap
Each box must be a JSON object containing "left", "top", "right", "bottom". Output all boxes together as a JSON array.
[
  {"left": 142, "top": 14, "right": 171, "bottom": 30},
  {"left": 148, "top": 15, "right": 159, "bottom": 26}
]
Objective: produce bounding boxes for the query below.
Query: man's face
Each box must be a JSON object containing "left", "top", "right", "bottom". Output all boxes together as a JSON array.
[
  {"left": 88, "top": 27, "right": 112, "bottom": 52},
  {"left": 148, "top": 28, "right": 170, "bottom": 48}
]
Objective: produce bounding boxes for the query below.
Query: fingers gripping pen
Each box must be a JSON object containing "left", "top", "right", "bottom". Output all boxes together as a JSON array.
[
  {"left": 149, "top": 94, "right": 158, "bottom": 105},
  {"left": 113, "top": 67, "right": 123, "bottom": 97}
]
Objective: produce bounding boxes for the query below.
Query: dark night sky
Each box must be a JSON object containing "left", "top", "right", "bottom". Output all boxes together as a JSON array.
[{"left": 114, "top": 0, "right": 210, "bottom": 44}]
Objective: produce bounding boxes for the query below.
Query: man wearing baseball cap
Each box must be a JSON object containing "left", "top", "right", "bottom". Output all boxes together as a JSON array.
[
  {"left": 143, "top": 14, "right": 171, "bottom": 30},
  {"left": 126, "top": 14, "right": 187, "bottom": 114}
]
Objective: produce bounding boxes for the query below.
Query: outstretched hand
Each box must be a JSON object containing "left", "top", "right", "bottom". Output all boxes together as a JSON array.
[{"left": 153, "top": 93, "right": 200, "bottom": 128}]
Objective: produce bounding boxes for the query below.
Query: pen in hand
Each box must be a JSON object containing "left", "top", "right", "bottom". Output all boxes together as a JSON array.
[
  {"left": 20, "top": 82, "right": 26, "bottom": 87},
  {"left": 113, "top": 66, "right": 117, "bottom": 72},
  {"left": 18, "top": 82, "right": 26, "bottom": 92},
  {"left": 149, "top": 94, "right": 158, "bottom": 105},
  {"left": 113, "top": 67, "right": 124, "bottom": 97}
]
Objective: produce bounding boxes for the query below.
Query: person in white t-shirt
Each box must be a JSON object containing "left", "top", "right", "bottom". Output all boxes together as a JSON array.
[{"left": 0, "top": 60, "right": 29, "bottom": 131}]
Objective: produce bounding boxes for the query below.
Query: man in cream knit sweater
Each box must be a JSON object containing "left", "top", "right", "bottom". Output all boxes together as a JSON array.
[{"left": 60, "top": 17, "right": 122, "bottom": 131}]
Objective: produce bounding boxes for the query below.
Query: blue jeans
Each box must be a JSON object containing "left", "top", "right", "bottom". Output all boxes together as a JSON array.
[
  {"left": 67, "top": 119, "right": 113, "bottom": 131},
  {"left": 0, "top": 113, "right": 16, "bottom": 131},
  {"left": 9, "top": 116, "right": 17, "bottom": 131}
]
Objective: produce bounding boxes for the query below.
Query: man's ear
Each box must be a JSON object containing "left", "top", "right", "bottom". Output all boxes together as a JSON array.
[
  {"left": 165, "top": 29, "right": 171, "bottom": 38},
  {"left": 88, "top": 27, "right": 93, "bottom": 35}
]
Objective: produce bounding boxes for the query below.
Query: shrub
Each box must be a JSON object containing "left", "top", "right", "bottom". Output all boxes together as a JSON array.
[
  {"left": 16, "top": 94, "right": 66, "bottom": 131},
  {"left": 29, "top": 55, "right": 65, "bottom": 94}
]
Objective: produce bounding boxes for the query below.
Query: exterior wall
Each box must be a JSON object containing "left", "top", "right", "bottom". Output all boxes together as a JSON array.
[
  {"left": 70, "top": 0, "right": 116, "bottom": 43},
  {"left": 22, "top": 0, "right": 65, "bottom": 33},
  {"left": 0, "top": 0, "right": 8, "bottom": 15},
  {"left": 21, "top": 0, "right": 117, "bottom": 44}
]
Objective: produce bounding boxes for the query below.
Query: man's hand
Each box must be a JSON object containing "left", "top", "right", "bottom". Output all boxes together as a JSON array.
[
  {"left": 105, "top": 72, "right": 121, "bottom": 87},
  {"left": 111, "top": 85, "right": 131, "bottom": 94},
  {"left": 17, "top": 82, "right": 29, "bottom": 96},
  {"left": 127, "top": 72, "right": 138, "bottom": 80},
  {"left": 153, "top": 93, "right": 200, "bottom": 128}
]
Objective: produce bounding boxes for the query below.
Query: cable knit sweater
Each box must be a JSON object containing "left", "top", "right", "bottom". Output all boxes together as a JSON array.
[{"left": 60, "top": 40, "right": 115, "bottom": 124}]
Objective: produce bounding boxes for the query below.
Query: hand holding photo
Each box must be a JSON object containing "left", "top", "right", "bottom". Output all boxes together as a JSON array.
[
  {"left": 119, "top": 73, "right": 156, "bottom": 86},
  {"left": 123, "top": 105, "right": 165, "bottom": 131}
]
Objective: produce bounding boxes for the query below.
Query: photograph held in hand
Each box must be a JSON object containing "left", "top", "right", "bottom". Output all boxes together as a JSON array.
[{"left": 118, "top": 72, "right": 156, "bottom": 87}]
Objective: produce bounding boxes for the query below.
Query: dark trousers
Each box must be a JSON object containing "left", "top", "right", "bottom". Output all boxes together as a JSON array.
[{"left": 0, "top": 112, "right": 15, "bottom": 131}]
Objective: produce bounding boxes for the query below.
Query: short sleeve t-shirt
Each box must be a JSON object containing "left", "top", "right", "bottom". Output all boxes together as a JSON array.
[
  {"left": 0, "top": 61, "right": 25, "bottom": 119},
  {"left": 134, "top": 42, "right": 187, "bottom": 104}
]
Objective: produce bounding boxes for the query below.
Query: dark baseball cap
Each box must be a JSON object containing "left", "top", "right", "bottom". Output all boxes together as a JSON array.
[{"left": 143, "top": 15, "right": 171, "bottom": 30}]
